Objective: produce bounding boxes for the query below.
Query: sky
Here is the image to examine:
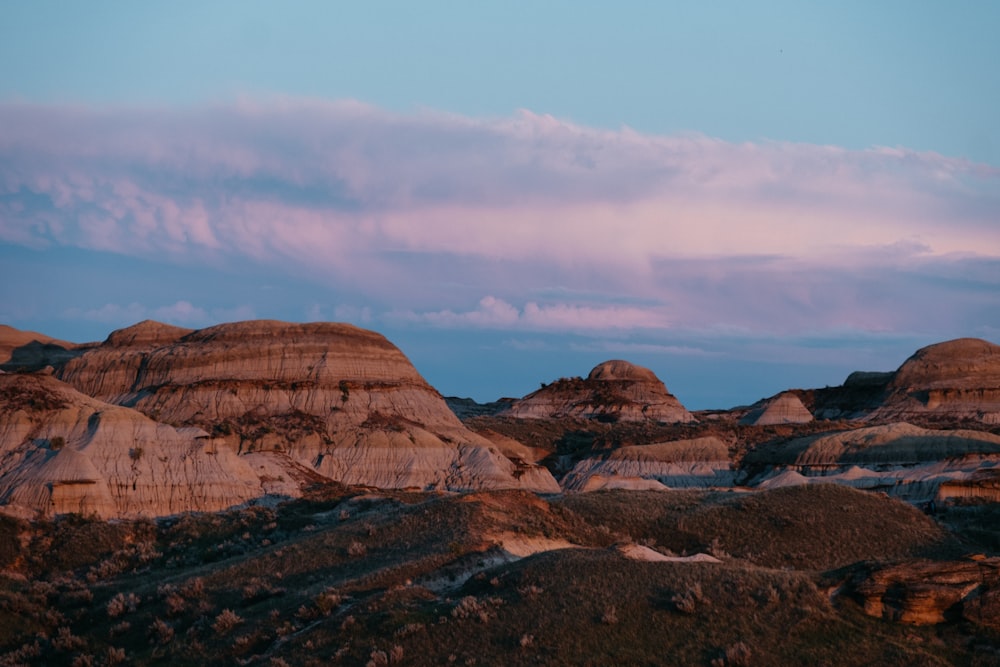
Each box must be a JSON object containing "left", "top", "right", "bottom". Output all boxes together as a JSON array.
[{"left": 1, "top": 1, "right": 998, "bottom": 409}]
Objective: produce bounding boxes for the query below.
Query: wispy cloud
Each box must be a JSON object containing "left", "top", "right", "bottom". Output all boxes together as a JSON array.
[
  {"left": 393, "top": 296, "right": 671, "bottom": 333},
  {"left": 62, "top": 301, "right": 255, "bottom": 330},
  {"left": 1, "top": 99, "right": 997, "bottom": 341}
]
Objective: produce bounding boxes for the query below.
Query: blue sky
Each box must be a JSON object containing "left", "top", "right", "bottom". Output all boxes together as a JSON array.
[{"left": 1, "top": 1, "right": 998, "bottom": 408}]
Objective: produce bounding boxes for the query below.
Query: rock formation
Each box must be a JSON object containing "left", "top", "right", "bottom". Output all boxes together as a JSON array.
[
  {"left": 560, "top": 436, "right": 735, "bottom": 491},
  {"left": 739, "top": 392, "right": 813, "bottom": 425},
  {"left": 746, "top": 422, "right": 1000, "bottom": 502},
  {"left": 54, "top": 320, "right": 557, "bottom": 497},
  {"left": 503, "top": 360, "right": 695, "bottom": 423},
  {"left": 0, "top": 324, "right": 84, "bottom": 373},
  {"left": 851, "top": 557, "right": 1000, "bottom": 627},
  {"left": 0, "top": 373, "right": 271, "bottom": 519},
  {"left": 868, "top": 338, "right": 1000, "bottom": 423}
]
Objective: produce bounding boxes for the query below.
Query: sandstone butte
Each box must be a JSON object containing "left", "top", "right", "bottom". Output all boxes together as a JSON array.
[
  {"left": 502, "top": 359, "right": 696, "bottom": 423},
  {"left": 0, "top": 320, "right": 558, "bottom": 519},
  {"left": 3, "top": 321, "right": 1000, "bottom": 519},
  {"left": 739, "top": 392, "right": 813, "bottom": 426},
  {"left": 869, "top": 337, "right": 1000, "bottom": 423}
]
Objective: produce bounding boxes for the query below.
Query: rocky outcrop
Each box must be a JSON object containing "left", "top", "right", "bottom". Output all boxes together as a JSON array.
[
  {"left": 56, "top": 320, "right": 557, "bottom": 495},
  {"left": 0, "top": 373, "right": 272, "bottom": 519},
  {"left": 850, "top": 557, "right": 1000, "bottom": 627},
  {"left": 739, "top": 392, "right": 813, "bottom": 425},
  {"left": 503, "top": 360, "right": 695, "bottom": 424},
  {"left": 806, "top": 371, "right": 894, "bottom": 420},
  {"left": 868, "top": 338, "right": 1000, "bottom": 423},
  {"left": 561, "top": 436, "right": 735, "bottom": 491},
  {"left": 745, "top": 422, "right": 1000, "bottom": 502},
  {"left": 0, "top": 324, "right": 85, "bottom": 372}
]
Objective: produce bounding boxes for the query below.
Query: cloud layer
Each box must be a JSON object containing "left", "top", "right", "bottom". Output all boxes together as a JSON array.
[{"left": 1, "top": 98, "right": 998, "bottom": 345}]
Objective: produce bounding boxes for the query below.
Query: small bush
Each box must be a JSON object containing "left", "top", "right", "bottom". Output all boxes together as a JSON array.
[
  {"left": 600, "top": 605, "right": 619, "bottom": 625},
  {"left": 106, "top": 592, "right": 140, "bottom": 618},
  {"left": 212, "top": 609, "right": 243, "bottom": 635},
  {"left": 50, "top": 436, "right": 66, "bottom": 450},
  {"left": 51, "top": 626, "right": 86, "bottom": 652},
  {"left": 148, "top": 618, "right": 174, "bottom": 645}
]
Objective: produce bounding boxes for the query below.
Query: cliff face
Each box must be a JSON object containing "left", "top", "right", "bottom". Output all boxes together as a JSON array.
[
  {"left": 504, "top": 360, "right": 696, "bottom": 424},
  {"left": 54, "top": 320, "right": 557, "bottom": 498}
]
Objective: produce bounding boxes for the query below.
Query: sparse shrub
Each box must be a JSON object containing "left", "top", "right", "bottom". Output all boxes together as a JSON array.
[
  {"left": 70, "top": 653, "right": 94, "bottom": 667},
  {"left": 708, "top": 536, "right": 729, "bottom": 559},
  {"left": 390, "top": 645, "right": 404, "bottom": 663},
  {"left": 517, "top": 584, "right": 544, "bottom": 599},
  {"left": 348, "top": 540, "right": 367, "bottom": 557},
  {"left": 181, "top": 577, "right": 205, "bottom": 599},
  {"left": 148, "top": 618, "right": 174, "bottom": 645},
  {"left": 314, "top": 588, "right": 343, "bottom": 615},
  {"left": 519, "top": 634, "right": 534, "bottom": 648},
  {"left": 106, "top": 592, "right": 140, "bottom": 618},
  {"left": 129, "top": 447, "right": 143, "bottom": 462},
  {"left": 212, "top": 609, "right": 243, "bottom": 635},
  {"left": 395, "top": 622, "right": 425, "bottom": 638},
  {"left": 106, "top": 647, "right": 127, "bottom": 665},
  {"left": 109, "top": 621, "right": 131, "bottom": 637},
  {"left": 451, "top": 595, "right": 501, "bottom": 623},
  {"left": 367, "top": 649, "right": 389, "bottom": 667},
  {"left": 52, "top": 626, "right": 86, "bottom": 651},
  {"left": 50, "top": 436, "right": 66, "bottom": 450},
  {"left": 711, "top": 642, "right": 752, "bottom": 667},
  {"left": 600, "top": 605, "right": 619, "bottom": 625},
  {"left": 165, "top": 592, "right": 187, "bottom": 616},
  {"left": 671, "top": 583, "right": 705, "bottom": 614}
]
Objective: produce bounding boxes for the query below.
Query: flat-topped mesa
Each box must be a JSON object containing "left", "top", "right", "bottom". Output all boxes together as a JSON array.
[
  {"left": 503, "top": 359, "right": 696, "bottom": 423},
  {"left": 56, "top": 319, "right": 558, "bottom": 495},
  {"left": 869, "top": 338, "right": 1000, "bottom": 423}
]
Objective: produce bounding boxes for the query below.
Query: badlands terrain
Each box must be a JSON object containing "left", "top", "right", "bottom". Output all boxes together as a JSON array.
[{"left": 2, "top": 320, "right": 1000, "bottom": 665}]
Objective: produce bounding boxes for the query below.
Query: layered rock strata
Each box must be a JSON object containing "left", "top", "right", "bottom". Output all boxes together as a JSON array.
[
  {"left": 852, "top": 557, "right": 1000, "bottom": 627},
  {"left": 56, "top": 320, "right": 558, "bottom": 495},
  {"left": 503, "top": 360, "right": 695, "bottom": 423},
  {"left": 869, "top": 338, "right": 1000, "bottom": 423},
  {"left": 746, "top": 422, "right": 1000, "bottom": 502},
  {"left": 739, "top": 392, "right": 813, "bottom": 426},
  {"left": 0, "top": 373, "right": 269, "bottom": 519},
  {"left": 561, "top": 436, "right": 735, "bottom": 492}
]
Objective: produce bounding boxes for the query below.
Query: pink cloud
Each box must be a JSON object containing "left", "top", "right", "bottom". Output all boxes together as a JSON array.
[{"left": 1, "top": 99, "right": 997, "bottom": 341}]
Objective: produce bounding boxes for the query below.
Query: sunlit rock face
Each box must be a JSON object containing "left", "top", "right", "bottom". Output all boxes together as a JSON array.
[
  {"left": 868, "top": 338, "right": 1000, "bottom": 423},
  {"left": 56, "top": 320, "right": 558, "bottom": 495},
  {"left": 852, "top": 558, "right": 1000, "bottom": 627},
  {"left": 740, "top": 392, "right": 813, "bottom": 426},
  {"left": 745, "top": 422, "right": 1000, "bottom": 502},
  {"left": 503, "top": 360, "right": 696, "bottom": 424},
  {"left": 0, "top": 373, "right": 267, "bottom": 519}
]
